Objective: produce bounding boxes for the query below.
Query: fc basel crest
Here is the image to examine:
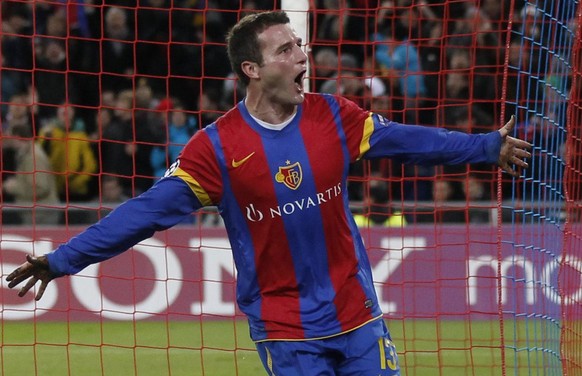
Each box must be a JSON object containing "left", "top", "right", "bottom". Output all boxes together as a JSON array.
[{"left": 275, "top": 161, "right": 302, "bottom": 190}]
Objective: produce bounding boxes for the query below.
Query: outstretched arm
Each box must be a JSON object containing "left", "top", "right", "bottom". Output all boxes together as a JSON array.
[
  {"left": 5, "top": 177, "right": 201, "bottom": 300},
  {"left": 361, "top": 112, "right": 531, "bottom": 170}
]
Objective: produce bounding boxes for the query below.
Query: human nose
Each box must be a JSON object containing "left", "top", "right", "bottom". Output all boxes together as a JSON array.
[{"left": 295, "top": 44, "right": 308, "bottom": 64}]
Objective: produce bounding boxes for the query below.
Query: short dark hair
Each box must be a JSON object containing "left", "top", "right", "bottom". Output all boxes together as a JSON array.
[{"left": 226, "top": 11, "right": 290, "bottom": 86}]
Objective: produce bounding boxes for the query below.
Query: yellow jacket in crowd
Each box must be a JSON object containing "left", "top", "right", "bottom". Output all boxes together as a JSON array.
[{"left": 38, "top": 124, "right": 97, "bottom": 199}]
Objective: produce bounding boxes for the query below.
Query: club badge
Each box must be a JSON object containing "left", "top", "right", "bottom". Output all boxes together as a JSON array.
[{"left": 275, "top": 161, "right": 302, "bottom": 190}]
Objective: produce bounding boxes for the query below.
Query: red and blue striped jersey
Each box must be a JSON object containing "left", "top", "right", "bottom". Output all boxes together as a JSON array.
[{"left": 47, "top": 93, "right": 501, "bottom": 342}]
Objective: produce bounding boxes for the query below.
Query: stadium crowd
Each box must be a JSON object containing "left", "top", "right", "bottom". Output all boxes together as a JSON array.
[{"left": 0, "top": 0, "right": 572, "bottom": 225}]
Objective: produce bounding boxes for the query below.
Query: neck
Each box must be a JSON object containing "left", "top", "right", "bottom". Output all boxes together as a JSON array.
[{"left": 244, "top": 89, "right": 296, "bottom": 124}]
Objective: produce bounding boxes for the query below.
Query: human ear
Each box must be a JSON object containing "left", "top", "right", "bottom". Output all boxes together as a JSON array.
[{"left": 241, "top": 61, "right": 260, "bottom": 81}]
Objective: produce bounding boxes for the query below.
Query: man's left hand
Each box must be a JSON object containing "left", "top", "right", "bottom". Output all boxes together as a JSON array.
[{"left": 498, "top": 115, "right": 532, "bottom": 177}]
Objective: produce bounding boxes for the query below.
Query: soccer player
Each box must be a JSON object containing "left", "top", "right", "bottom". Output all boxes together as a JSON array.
[{"left": 6, "top": 10, "right": 531, "bottom": 376}]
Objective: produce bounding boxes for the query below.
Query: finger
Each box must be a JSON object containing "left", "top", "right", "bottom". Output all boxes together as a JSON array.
[
  {"left": 507, "top": 136, "right": 533, "bottom": 149},
  {"left": 510, "top": 156, "right": 529, "bottom": 168},
  {"left": 498, "top": 115, "right": 516, "bottom": 137},
  {"left": 513, "top": 148, "right": 532, "bottom": 159},
  {"left": 35, "top": 280, "right": 49, "bottom": 301},
  {"left": 505, "top": 167, "right": 519, "bottom": 177},
  {"left": 18, "top": 276, "right": 39, "bottom": 297},
  {"left": 499, "top": 162, "right": 518, "bottom": 177},
  {"left": 26, "top": 254, "right": 42, "bottom": 265},
  {"left": 7, "top": 268, "right": 34, "bottom": 288},
  {"left": 6, "top": 261, "right": 32, "bottom": 281}
]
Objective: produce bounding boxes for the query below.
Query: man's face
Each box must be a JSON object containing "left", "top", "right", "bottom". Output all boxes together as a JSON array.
[
  {"left": 8, "top": 96, "right": 28, "bottom": 120},
  {"left": 57, "top": 104, "right": 75, "bottom": 123},
  {"left": 255, "top": 23, "right": 308, "bottom": 106}
]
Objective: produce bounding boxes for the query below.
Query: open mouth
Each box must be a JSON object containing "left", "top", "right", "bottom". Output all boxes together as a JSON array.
[{"left": 294, "top": 70, "right": 306, "bottom": 90}]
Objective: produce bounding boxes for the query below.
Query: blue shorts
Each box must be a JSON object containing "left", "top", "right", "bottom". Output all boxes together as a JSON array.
[{"left": 255, "top": 319, "right": 400, "bottom": 376}]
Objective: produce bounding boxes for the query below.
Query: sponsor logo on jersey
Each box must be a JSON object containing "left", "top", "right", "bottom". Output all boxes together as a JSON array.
[
  {"left": 246, "top": 203, "right": 264, "bottom": 222},
  {"left": 244, "top": 183, "right": 342, "bottom": 222},
  {"left": 231, "top": 152, "right": 255, "bottom": 168}
]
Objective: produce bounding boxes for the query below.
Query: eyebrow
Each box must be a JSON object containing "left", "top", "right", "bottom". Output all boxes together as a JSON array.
[{"left": 276, "top": 37, "right": 302, "bottom": 53}]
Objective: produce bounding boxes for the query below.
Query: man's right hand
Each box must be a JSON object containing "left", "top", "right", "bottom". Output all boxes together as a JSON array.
[{"left": 6, "top": 255, "right": 54, "bottom": 301}]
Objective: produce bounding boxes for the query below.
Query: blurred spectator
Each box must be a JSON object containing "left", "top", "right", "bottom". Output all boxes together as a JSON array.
[
  {"left": 38, "top": 103, "right": 98, "bottom": 202},
  {"left": 38, "top": 4, "right": 97, "bottom": 119},
  {"left": 505, "top": 37, "right": 529, "bottom": 118},
  {"left": 100, "top": 90, "right": 135, "bottom": 196},
  {"left": 462, "top": 173, "right": 490, "bottom": 201},
  {"left": 376, "top": 1, "right": 438, "bottom": 42},
  {"left": 135, "top": 0, "right": 205, "bottom": 103},
  {"left": 102, "top": 89, "right": 117, "bottom": 109},
  {"left": 3, "top": 93, "right": 30, "bottom": 132},
  {"left": 319, "top": 54, "right": 369, "bottom": 107},
  {"left": 481, "top": 0, "right": 511, "bottom": 31},
  {"left": 200, "top": 86, "right": 228, "bottom": 126},
  {"left": 445, "top": 104, "right": 494, "bottom": 134},
  {"left": 1, "top": 1, "right": 34, "bottom": 89},
  {"left": 100, "top": 6, "right": 135, "bottom": 92},
  {"left": 375, "top": 1, "right": 437, "bottom": 124},
  {"left": 28, "top": 4, "right": 87, "bottom": 117},
  {"left": 342, "top": 72, "right": 393, "bottom": 202},
  {"left": 34, "top": 39, "right": 80, "bottom": 122},
  {"left": 449, "top": 4, "right": 500, "bottom": 59},
  {"left": 515, "top": 3, "right": 542, "bottom": 41},
  {"left": 312, "top": 48, "right": 339, "bottom": 92},
  {"left": 353, "top": 178, "right": 407, "bottom": 227},
  {"left": 432, "top": 179, "right": 457, "bottom": 202},
  {"left": 150, "top": 100, "right": 198, "bottom": 178},
  {"left": 2, "top": 93, "right": 32, "bottom": 203},
  {"left": 431, "top": 179, "right": 464, "bottom": 223},
  {"left": 313, "top": 0, "right": 367, "bottom": 61},
  {"left": 101, "top": 175, "right": 129, "bottom": 203},
  {"left": 2, "top": 123, "right": 60, "bottom": 225},
  {"left": 97, "top": 86, "right": 158, "bottom": 195},
  {"left": 38, "top": 5, "right": 67, "bottom": 37},
  {"left": 0, "top": 53, "right": 28, "bottom": 122},
  {"left": 372, "top": 27, "right": 426, "bottom": 123},
  {"left": 136, "top": 0, "right": 170, "bottom": 83},
  {"left": 197, "top": 20, "right": 231, "bottom": 109},
  {"left": 438, "top": 49, "right": 471, "bottom": 128},
  {"left": 167, "top": 2, "right": 206, "bottom": 110},
  {"left": 461, "top": 173, "right": 491, "bottom": 223},
  {"left": 83, "top": 89, "right": 117, "bottom": 139},
  {"left": 321, "top": 70, "right": 367, "bottom": 107},
  {"left": 417, "top": 18, "right": 444, "bottom": 125},
  {"left": 132, "top": 79, "right": 160, "bottom": 192},
  {"left": 447, "top": 5, "right": 500, "bottom": 116},
  {"left": 92, "top": 107, "right": 114, "bottom": 142},
  {"left": 223, "top": 72, "right": 246, "bottom": 107},
  {"left": 365, "top": 77, "right": 391, "bottom": 116},
  {"left": 446, "top": 50, "right": 470, "bottom": 96},
  {"left": 135, "top": 78, "right": 155, "bottom": 112},
  {"left": 88, "top": 175, "right": 131, "bottom": 221}
]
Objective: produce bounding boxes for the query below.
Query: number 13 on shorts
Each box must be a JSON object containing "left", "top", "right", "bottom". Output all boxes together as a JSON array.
[{"left": 378, "top": 337, "right": 400, "bottom": 374}]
